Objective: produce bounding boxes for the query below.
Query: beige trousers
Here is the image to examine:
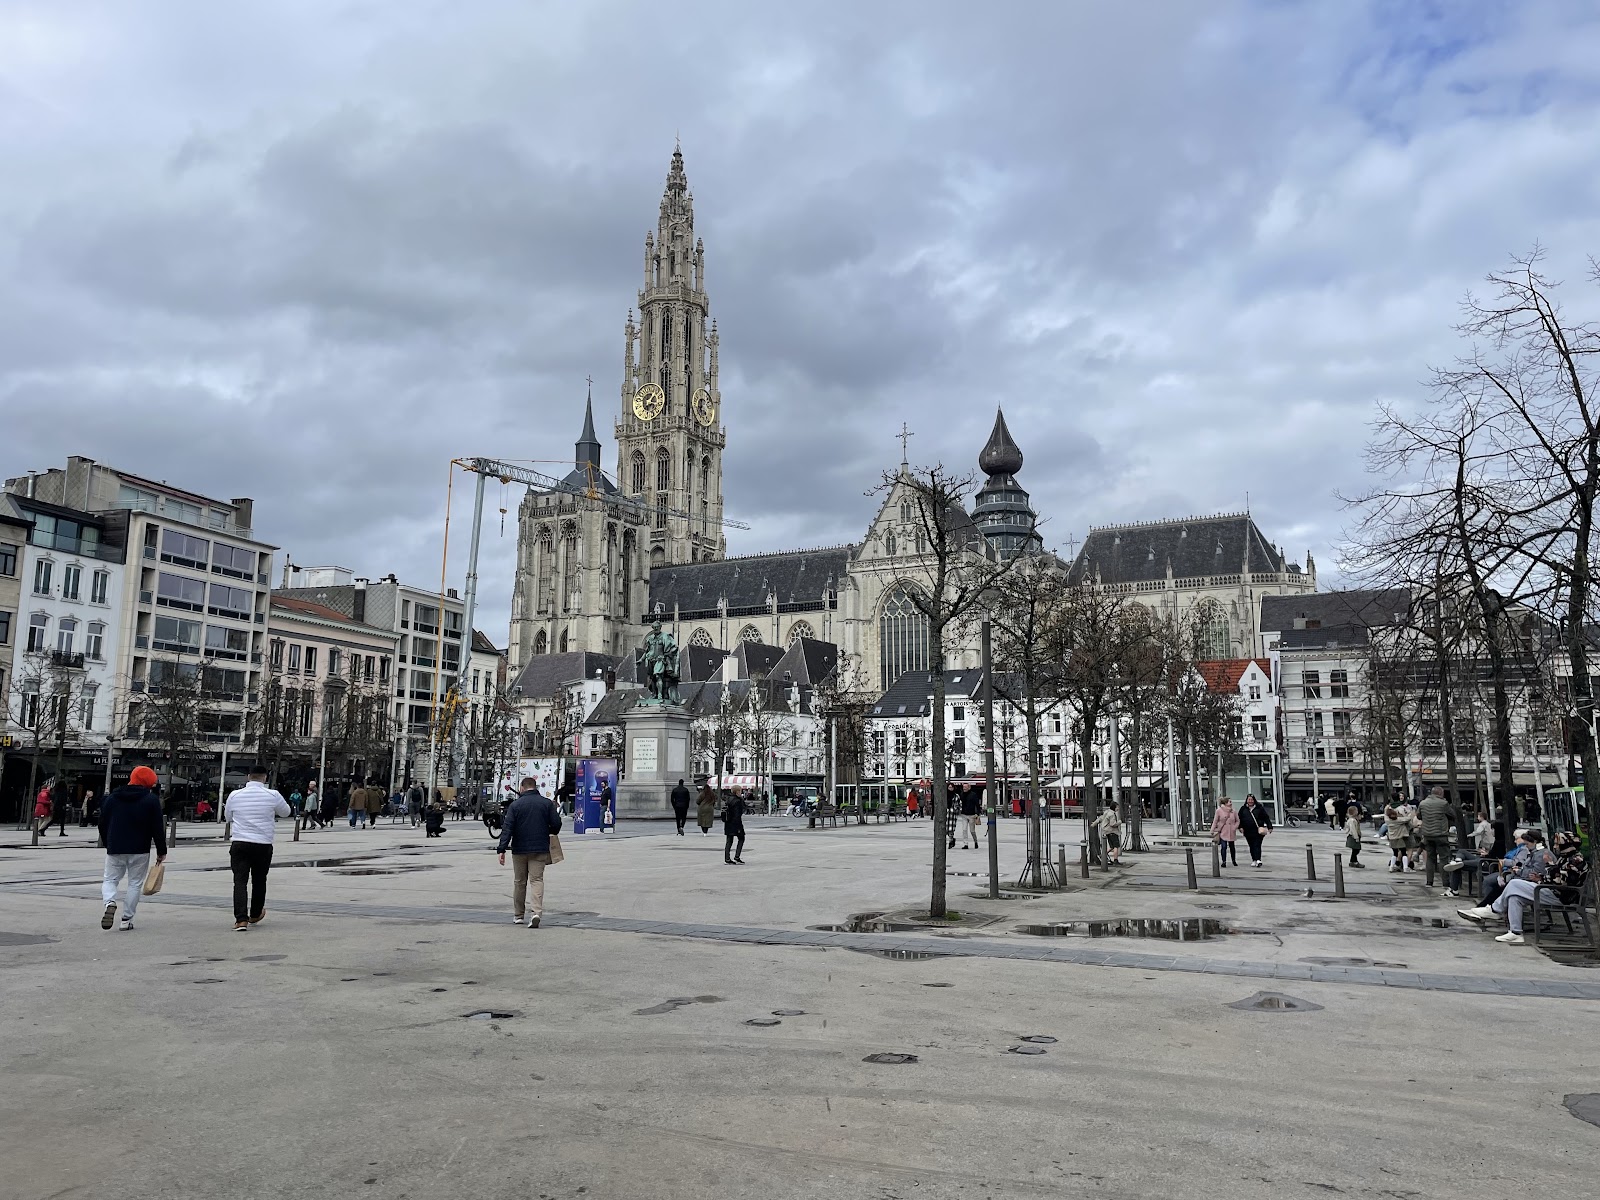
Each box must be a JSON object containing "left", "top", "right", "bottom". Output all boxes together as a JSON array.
[{"left": 512, "top": 853, "right": 552, "bottom": 919}]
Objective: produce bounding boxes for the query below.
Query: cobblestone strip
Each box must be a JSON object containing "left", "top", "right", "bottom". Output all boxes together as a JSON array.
[{"left": 16, "top": 886, "right": 1600, "bottom": 1001}]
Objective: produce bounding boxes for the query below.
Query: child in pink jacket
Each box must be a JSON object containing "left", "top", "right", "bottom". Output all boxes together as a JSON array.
[{"left": 1210, "top": 797, "right": 1239, "bottom": 867}]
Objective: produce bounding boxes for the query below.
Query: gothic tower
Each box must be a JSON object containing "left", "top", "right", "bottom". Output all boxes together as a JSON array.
[
  {"left": 972, "top": 407, "right": 1042, "bottom": 559},
  {"left": 615, "top": 145, "right": 727, "bottom": 573}
]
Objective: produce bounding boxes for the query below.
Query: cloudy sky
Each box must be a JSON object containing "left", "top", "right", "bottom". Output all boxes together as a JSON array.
[{"left": 5, "top": 1, "right": 1600, "bottom": 639}]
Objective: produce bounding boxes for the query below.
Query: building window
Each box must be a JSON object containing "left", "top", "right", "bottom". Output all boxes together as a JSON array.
[
  {"left": 690, "top": 628, "right": 713, "bottom": 648},
  {"left": 1332, "top": 711, "right": 1353, "bottom": 737},
  {"left": 31, "top": 513, "right": 99, "bottom": 555},
  {"left": 0, "top": 542, "right": 17, "bottom": 576},
  {"left": 0, "top": 610, "right": 10, "bottom": 645},
  {"left": 1302, "top": 670, "right": 1321, "bottom": 700},
  {"left": 207, "top": 582, "right": 252, "bottom": 619},
  {"left": 61, "top": 564, "right": 81, "bottom": 601},
  {"left": 328, "top": 649, "right": 342, "bottom": 677},
  {"left": 288, "top": 644, "right": 302, "bottom": 672},
  {"left": 631, "top": 451, "right": 646, "bottom": 495},
  {"left": 413, "top": 604, "right": 440, "bottom": 634},
  {"left": 1248, "top": 684, "right": 1261, "bottom": 700},
  {"left": 151, "top": 615, "right": 200, "bottom": 653},
  {"left": 878, "top": 584, "right": 930, "bottom": 691},
  {"left": 1193, "top": 599, "right": 1229, "bottom": 659},
  {"left": 1329, "top": 669, "right": 1349, "bottom": 698},
  {"left": 27, "top": 613, "right": 48, "bottom": 652},
  {"left": 1334, "top": 746, "right": 1354, "bottom": 762},
  {"left": 160, "top": 529, "right": 209, "bottom": 569},
  {"left": 156, "top": 572, "right": 205, "bottom": 611},
  {"left": 56, "top": 617, "right": 77, "bottom": 654},
  {"left": 33, "top": 559, "right": 52, "bottom": 596},
  {"left": 298, "top": 693, "right": 314, "bottom": 738},
  {"left": 738, "top": 625, "right": 762, "bottom": 643},
  {"left": 304, "top": 646, "right": 318, "bottom": 676},
  {"left": 204, "top": 625, "right": 248, "bottom": 659},
  {"left": 81, "top": 684, "right": 97, "bottom": 731},
  {"left": 536, "top": 527, "right": 554, "bottom": 614},
  {"left": 211, "top": 543, "right": 254, "bottom": 580},
  {"left": 1307, "top": 711, "right": 1324, "bottom": 737},
  {"left": 90, "top": 570, "right": 109, "bottom": 604},
  {"left": 83, "top": 621, "right": 105, "bottom": 660},
  {"left": 379, "top": 657, "right": 390, "bottom": 682},
  {"left": 788, "top": 620, "right": 815, "bottom": 644},
  {"left": 269, "top": 639, "right": 283, "bottom": 670},
  {"left": 1250, "top": 714, "right": 1268, "bottom": 743}
]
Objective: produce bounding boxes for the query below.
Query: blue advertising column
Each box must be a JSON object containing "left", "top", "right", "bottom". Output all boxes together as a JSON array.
[{"left": 574, "top": 758, "right": 618, "bottom": 834}]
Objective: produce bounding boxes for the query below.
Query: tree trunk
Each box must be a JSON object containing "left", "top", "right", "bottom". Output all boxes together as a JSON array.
[
  {"left": 1431, "top": 580, "right": 1466, "bottom": 845},
  {"left": 1025, "top": 698, "right": 1043, "bottom": 889},
  {"left": 929, "top": 628, "right": 949, "bottom": 919},
  {"left": 1080, "top": 718, "right": 1099, "bottom": 865},
  {"left": 1128, "top": 709, "right": 1144, "bottom": 852}
]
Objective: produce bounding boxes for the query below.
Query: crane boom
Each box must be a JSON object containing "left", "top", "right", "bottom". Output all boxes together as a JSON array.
[{"left": 455, "top": 455, "right": 749, "bottom": 531}]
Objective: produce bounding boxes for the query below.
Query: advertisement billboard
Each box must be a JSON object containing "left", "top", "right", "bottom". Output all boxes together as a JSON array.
[{"left": 574, "top": 758, "right": 618, "bottom": 834}]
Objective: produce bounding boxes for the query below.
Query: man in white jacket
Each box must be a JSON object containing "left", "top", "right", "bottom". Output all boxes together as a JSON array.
[{"left": 223, "top": 765, "right": 290, "bottom": 932}]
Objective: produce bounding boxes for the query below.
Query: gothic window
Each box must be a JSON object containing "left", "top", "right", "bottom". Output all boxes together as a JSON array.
[
  {"left": 656, "top": 449, "right": 670, "bottom": 492},
  {"left": 654, "top": 499, "right": 667, "bottom": 530},
  {"left": 788, "top": 620, "right": 815, "bottom": 644},
  {"left": 620, "top": 530, "right": 635, "bottom": 618},
  {"left": 659, "top": 311, "right": 673, "bottom": 397},
  {"left": 536, "top": 527, "right": 553, "bottom": 614},
  {"left": 690, "top": 629, "right": 713, "bottom": 648},
  {"left": 900, "top": 501, "right": 912, "bottom": 523},
  {"left": 561, "top": 526, "right": 578, "bottom": 613},
  {"left": 603, "top": 526, "right": 616, "bottom": 611},
  {"left": 534, "top": 630, "right": 547, "bottom": 655},
  {"left": 1192, "top": 599, "right": 1229, "bottom": 659},
  {"left": 631, "top": 451, "right": 646, "bottom": 494},
  {"left": 915, "top": 529, "right": 926, "bottom": 554},
  {"left": 651, "top": 546, "right": 665, "bottom": 570},
  {"left": 739, "top": 625, "right": 762, "bottom": 644},
  {"left": 885, "top": 531, "right": 897, "bottom": 556},
  {"left": 878, "top": 584, "right": 929, "bottom": 691},
  {"left": 685, "top": 320, "right": 694, "bottom": 384},
  {"left": 559, "top": 628, "right": 568, "bottom": 653}
]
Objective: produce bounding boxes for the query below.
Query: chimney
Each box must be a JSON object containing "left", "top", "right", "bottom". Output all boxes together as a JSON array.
[
  {"left": 353, "top": 578, "right": 367, "bottom": 624},
  {"left": 604, "top": 668, "right": 616, "bottom": 692},
  {"left": 280, "top": 559, "right": 293, "bottom": 588}
]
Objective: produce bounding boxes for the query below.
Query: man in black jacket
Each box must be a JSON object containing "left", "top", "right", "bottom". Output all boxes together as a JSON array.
[
  {"left": 670, "top": 779, "right": 691, "bottom": 836},
  {"left": 723, "top": 791, "right": 747, "bottom": 864},
  {"left": 496, "top": 778, "right": 562, "bottom": 928},
  {"left": 97, "top": 766, "right": 168, "bottom": 931}
]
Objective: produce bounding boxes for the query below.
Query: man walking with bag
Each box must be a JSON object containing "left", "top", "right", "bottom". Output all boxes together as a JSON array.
[
  {"left": 497, "top": 776, "right": 562, "bottom": 928},
  {"left": 97, "top": 766, "right": 167, "bottom": 931},
  {"left": 224, "top": 765, "right": 290, "bottom": 932}
]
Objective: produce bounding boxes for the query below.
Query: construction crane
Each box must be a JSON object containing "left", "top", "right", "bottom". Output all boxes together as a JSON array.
[{"left": 431, "top": 455, "right": 749, "bottom": 764}]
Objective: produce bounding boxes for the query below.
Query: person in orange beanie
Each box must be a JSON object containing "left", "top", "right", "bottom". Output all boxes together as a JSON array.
[{"left": 98, "top": 766, "right": 167, "bottom": 931}]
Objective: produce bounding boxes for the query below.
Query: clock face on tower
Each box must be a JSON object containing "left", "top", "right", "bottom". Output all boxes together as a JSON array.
[
  {"left": 692, "top": 387, "right": 717, "bottom": 427},
  {"left": 632, "top": 383, "right": 666, "bottom": 422}
]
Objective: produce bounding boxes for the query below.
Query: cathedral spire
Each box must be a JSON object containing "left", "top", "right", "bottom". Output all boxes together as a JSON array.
[{"left": 575, "top": 381, "right": 601, "bottom": 472}]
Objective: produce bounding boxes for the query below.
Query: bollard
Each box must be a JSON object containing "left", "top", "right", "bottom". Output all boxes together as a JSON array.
[
  {"left": 31, "top": 817, "right": 41, "bottom": 847},
  {"left": 293, "top": 816, "right": 302, "bottom": 842},
  {"left": 1211, "top": 840, "right": 1221, "bottom": 878},
  {"left": 1333, "top": 854, "right": 1346, "bottom": 899},
  {"left": 224, "top": 819, "right": 232, "bottom": 841},
  {"left": 167, "top": 818, "right": 177, "bottom": 847},
  {"left": 1079, "top": 842, "right": 1090, "bottom": 880},
  {"left": 1305, "top": 843, "right": 1317, "bottom": 882},
  {"left": 1185, "top": 847, "right": 1199, "bottom": 890},
  {"left": 1057, "top": 843, "right": 1068, "bottom": 884}
]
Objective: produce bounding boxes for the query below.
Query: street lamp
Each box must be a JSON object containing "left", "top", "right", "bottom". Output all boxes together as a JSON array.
[{"left": 1306, "top": 735, "right": 1323, "bottom": 819}]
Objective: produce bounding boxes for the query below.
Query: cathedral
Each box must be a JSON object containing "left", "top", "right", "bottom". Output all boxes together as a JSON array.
[{"left": 507, "top": 147, "right": 1316, "bottom": 701}]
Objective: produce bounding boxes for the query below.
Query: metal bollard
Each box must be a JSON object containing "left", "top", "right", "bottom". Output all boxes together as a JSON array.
[
  {"left": 1079, "top": 842, "right": 1090, "bottom": 880},
  {"left": 1305, "top": 843, "right": 1317, "bottom": 882},
  {"left": 1185, "top": 847, "right": 1199, "bottom": 890},
  {"left": 223, "top": 819, "right": 231, "bottom": 841},
  {"left": 1334, "top": 854, "right": 1346, "bottom": 898},
  {"left": 1057, "top": 843, "right": 1068, "bottom": 884},
  {"left": 1211, "top": 840, "right": 1222, "bottom": 878},
  {"left": 293, "top": 816, "right": 302, "bottom": 842},
  {"left": 31, "top": 818, "right": 41, "bottom": 847}
]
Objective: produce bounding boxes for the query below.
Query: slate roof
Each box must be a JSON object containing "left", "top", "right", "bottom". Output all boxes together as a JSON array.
[
  {"left": 584, "top": 677, "right": 818, "bottom": 725},
  {"left": 1259, "top": 588, "right": 1412, "bottom": 634},
  {"left": 510, "top": 651, "right": 621, "bottom": 699},
  {"left": 471, "top": 630, "right": 503, "bottom": 655},
  {"left": 584, "top": 685, "right": 647, "bottom": 725},
  {"left": 868, "top": 669, "right": 989, "bottom": 718},
  {"left": 1068, "top": 513, "right": 1294, "bottom": 585},
  {"left": 1277, "top": 625, "right": 1374, "bottom": 652},
  {"left": 771, "top": 637, "right": 839, "bottom": 686},
  {"left": 729, "top": 640, "right": 786, "bottom": 680},
  {"left": 271, "top": 595, "right": 362, "bottom": 625},
  {"left": 648, "top": 546, "right": 852, "bottom": 618},
  {"left": 678, "top": 644, "right": 728, "bottom": 682}
]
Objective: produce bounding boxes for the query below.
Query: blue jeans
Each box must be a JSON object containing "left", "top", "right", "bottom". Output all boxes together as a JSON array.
[{"left": 349, "top": 811, "right": 366, "bottom": 827}]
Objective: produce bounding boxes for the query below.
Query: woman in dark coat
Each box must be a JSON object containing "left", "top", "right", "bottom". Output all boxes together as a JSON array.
[
  {"left": 1238, "top": 794, "right": 1273, "bottom": 867},
  {"left": 696, "top": 784, "right": 716, "bottom": 835},
  {"left": 722, "top": 791, "right": 746, "bottom": 864}
]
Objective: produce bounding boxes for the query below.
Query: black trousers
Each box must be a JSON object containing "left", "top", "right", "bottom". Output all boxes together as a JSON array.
[
  {"left": 230, "top": 841, "right": 273, "bottom": 922},
  {"left": 724, "top": 829, "right": 745, "bottom": 860},
  {"left": 673, "top": 807, "right": 688, "bottom": 833},
  {"left": 1242, "top": 831, "right": 1264, "bottom": 863}
]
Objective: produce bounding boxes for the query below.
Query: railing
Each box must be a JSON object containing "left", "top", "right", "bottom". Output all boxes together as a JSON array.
[{"left": 49, "top": 651, "right": 86, "bottom": 669}]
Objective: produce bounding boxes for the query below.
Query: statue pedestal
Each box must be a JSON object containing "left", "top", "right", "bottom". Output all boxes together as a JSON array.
[{"left": 618, "top": 704, "right": 692, "bottom": 819}]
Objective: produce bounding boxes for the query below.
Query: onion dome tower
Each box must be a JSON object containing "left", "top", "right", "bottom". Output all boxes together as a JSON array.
[{"left": 972, "top": 407, "right": 1042, "bottom": 559}]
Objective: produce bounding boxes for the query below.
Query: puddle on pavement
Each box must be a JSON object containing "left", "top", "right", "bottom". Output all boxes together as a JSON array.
[
  {"left": 200, "top": 855, "right": 385, "bottom": 870},
  {"left": 1016, "top": 918, "right": 1230, "bottom": 941},
  {"left": 1008, "top": 1045, "right": 1047, "bottom": 1055},
  {"left": 634, "top": 995, "right": 725, "bottom": 1016},
  {"left": 964, "top": 892, "right": 1042, "bottom": 902},
  {"left": 242, "top": 954, "right": 287, "bottom": 963},
  {"left": 1565, "top": 1093, "right": 1600, "bottom": 1128},
  {"left": 325, "top": 865, "right": 445, "bottom": 876},
  {"left": 744, "top": 1018, "right": 782, "bottom": 1027},
  {"left": 1300, "top": 956, "right": 1408, "bottom": 969},
  {"left": 0, "top": 932, "right": 57, "bottom": 946},
  {"left": 772, "top": 1009, "right": 806, "bottom": 1016}
]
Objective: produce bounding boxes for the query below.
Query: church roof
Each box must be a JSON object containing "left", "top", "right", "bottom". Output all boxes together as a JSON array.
[
  {"left": 509, "top": 651, "right": 621, "bottom": 699},
  {"left": 648, "top": 546, "right": 852, "bottom": 619},
  {"left": 979, "top": 408, "right": 1024, "bottom": 477},
  {"left": 1067, "top": 513, "right": 1291, "bottom": 585}
]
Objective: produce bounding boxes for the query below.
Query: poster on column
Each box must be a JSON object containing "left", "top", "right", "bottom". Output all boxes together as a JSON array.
[
  {"left": 574, "top": 758, "right": 618, "bottom": 834},
  {"left": 497, "top": 758, "right": 561, "bottom": 806}
]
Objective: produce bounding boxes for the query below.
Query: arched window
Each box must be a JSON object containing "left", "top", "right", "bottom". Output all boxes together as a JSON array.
[
  {"left": 685, "top": 450, "right": 694, "bottom": 500},
  {"left": 558, "top": 628, "right": 568, "bottom": 653},
  {"left": 885, "top": 531, "right": 897, "bottom": 556},
  {"left": 534, "top": 630, "right": 547, "bottom": 656},
  {"left": 631, "top": 451, "right": 646, "bottom": 495},
  {"left": 738, "top": 625, "right": 762, "bottom": 643},
  {"left": 1193, "top": 599, "right": 1230, "bottom": 659},
  {"left": 620, "top": 531, "right": 635, "bottom": 618},
  {"left": 656, "top": 449, "right": 670, "bottom": 492},
  {"left": 659, "top": 311, "right": 672, "bottom": 397},
  {"left": 561, "top": 526, "right": 578, "bottom": 613},
  {"left": 788, "top": 620, "right": 815, "bottom": 644},
  {"left": 690, "top": 629, "right": 713, "bottom": 648},
  {"left": 899, "top": 500, "right": 912, "bottom": 523},
  {"left": 878, "top": 584, "right": 929, "bottom": 690},
  {"left": 651, "top": 546, "right": 665, "bottom": 570},
  {"left": 536, "top": 527, "right": 553, "bottom": 614}
]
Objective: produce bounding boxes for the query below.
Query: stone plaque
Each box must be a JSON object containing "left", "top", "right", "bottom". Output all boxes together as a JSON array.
[
  {"left": 632, "top": 736, "right": 659, "bottom": 775},
  {"left": 667, "top": 738, "right": 686, "bottom": 772}
]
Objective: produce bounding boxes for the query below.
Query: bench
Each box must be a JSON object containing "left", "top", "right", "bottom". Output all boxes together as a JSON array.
[
  {"left": 808, "top": 804, "right": 843, "bottom": 829},
  {"left": 1531, "top": 875, "right": 1598, "bottom": 951}
]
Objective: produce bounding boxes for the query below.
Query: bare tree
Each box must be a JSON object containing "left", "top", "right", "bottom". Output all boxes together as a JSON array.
[
  {"left": 5, "top": 650, "right": 94, "bottom": 829},
  {"left": 813, "top": 652, "right": 874, "bottom": 808},
  {"left": 872, "top": 463, "right": 1018, "bottom": 918}
]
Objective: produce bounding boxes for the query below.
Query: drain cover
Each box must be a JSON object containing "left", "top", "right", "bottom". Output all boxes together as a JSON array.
[
  {"left": 772, "top": 1009, "right": 806, "bottom": 1016},
  {"left": 1564, "top": 1093, "right": 1600, "bottom": 1127},
  {"left": 863, "top": 1052, "right": 918, "bottom": 1065},
  {"left": 1020, "top": 1035, "right": 1057, "bottom": 1044},
  {"left": 1008, "top": 1045, "right": 1047, "bottom": 1055},
  {"left": 1227, "top": 991, "right": 1324, "bottom": 1013},
  {"left": 744, "top": 1018, "right": 782, "bottom": 1027}
]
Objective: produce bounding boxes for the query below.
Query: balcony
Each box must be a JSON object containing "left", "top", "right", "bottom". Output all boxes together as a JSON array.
[{"left": 50, "top": 651, "right": 86, "bottom": 669}]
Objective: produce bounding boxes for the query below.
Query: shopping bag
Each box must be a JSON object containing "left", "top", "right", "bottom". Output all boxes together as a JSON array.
[
  {"left": 547, "top": 834, "right": 565, "bottom": 865},
  {"left": 142, "top": 860, "right": 166, "bottom": 896}
]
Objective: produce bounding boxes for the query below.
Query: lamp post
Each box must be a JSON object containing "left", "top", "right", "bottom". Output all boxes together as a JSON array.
[{"left": 1307, "top": 735, "right": 1323, "bottom": 820}]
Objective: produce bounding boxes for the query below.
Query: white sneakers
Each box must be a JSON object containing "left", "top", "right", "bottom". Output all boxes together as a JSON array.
[
  {"left": 1457, "top": 905, "right": 1496, "bottom": 923},
  {"left": 1441, "top": 889, "right": 1458, "bottom": 898},
  {"left": 1494, "top": 931, "right": 1526, "bottom": 945},
  {"left": 119, "top": 917, "right": 134, "bottom": 931}
]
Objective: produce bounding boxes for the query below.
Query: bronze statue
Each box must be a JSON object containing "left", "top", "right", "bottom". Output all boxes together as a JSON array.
[{"left": 637, "top": 619, "right": 681, "bottom": 705}]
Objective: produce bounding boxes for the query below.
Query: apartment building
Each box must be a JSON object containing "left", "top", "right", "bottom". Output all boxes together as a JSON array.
[{"left": 4, "top": 458, "right": 275, "bottom": 797}]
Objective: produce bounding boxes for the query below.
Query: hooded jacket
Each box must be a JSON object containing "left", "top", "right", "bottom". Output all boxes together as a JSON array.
[{"left": 99, "top": 784, "right": 167, "bottom": 857}]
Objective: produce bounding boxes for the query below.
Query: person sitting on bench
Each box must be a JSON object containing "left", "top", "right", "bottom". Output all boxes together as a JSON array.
[{"left": 1457, "top": 829, "right": 1553, "bottom": 932}]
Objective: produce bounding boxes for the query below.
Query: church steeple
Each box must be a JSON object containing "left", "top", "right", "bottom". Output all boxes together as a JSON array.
[
  {"left": 575, "top": 383, "right": 601, "bottom": 473},
  {"left": 616, "top": 144, "right": 726, "bottom": 571},
  {"left": 972, "top": 407, "right": 1041, "bottom": 559}
]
